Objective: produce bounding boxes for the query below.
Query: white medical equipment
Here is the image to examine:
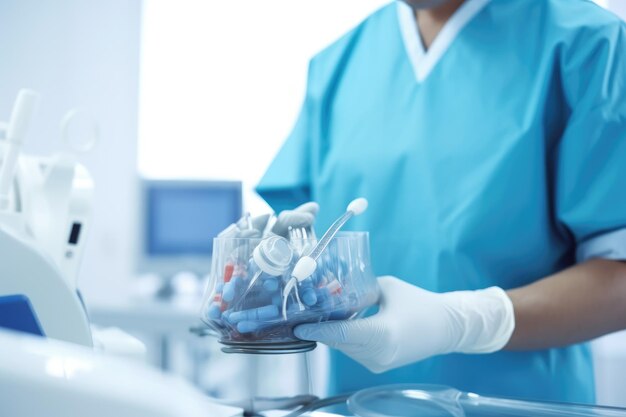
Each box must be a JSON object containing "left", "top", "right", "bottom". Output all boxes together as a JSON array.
[
  {"left": 6, "top": 326, "right": 626, "bottom": 417},
  {"left": 0, "top": 89, "right": 143, "bottom": 356},
  {"left": 0, "top": 329, "right": 241, "bottom": 417}
]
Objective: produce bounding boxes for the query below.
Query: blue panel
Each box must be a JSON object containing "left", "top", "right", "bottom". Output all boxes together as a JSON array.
[
  {"left": 145, "top": 182, "right": 242, "bottom": 256},
  {"left": 0, "top": 294, "right": 45, "bottom": 337}
]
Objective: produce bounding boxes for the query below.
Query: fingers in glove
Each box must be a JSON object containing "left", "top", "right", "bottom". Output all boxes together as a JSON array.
[
  {"left": 295, "top": 318, "right": 393, "bottom": 373},
  {"left": 294, "top": 317, "right": 381, "bottom": 346},
  {"left": 294, "top": 202, "right": 319, "bottom": 216},
  {"left": 272, "top": 211, "right": 315, "bottom": 237}
]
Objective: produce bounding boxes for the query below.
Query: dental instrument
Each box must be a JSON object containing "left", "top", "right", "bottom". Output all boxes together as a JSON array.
[{"left": 281, "top": 198, "right": 368, "bottom": 319}]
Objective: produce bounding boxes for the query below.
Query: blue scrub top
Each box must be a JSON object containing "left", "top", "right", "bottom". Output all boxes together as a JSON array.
[{"left": 257, "top": 0, "right": 626, "bottom": 404}]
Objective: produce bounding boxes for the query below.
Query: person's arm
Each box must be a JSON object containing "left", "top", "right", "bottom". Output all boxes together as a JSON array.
[
  {"left": 499, "top": 15, "right": 626, "bottom": 351},
  {"left": 506, "top": 258, "right": 626, "bottom": 350},
  {"left": 293, "top": 262, "right": 626, "bottom": 374}
]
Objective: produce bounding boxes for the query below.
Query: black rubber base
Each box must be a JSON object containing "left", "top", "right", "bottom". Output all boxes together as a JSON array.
[{"left": 219, "top": 339, "right": 317, "bottom": 354}]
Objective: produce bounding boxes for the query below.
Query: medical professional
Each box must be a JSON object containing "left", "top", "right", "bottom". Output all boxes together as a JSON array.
[{"left": 256, "top": 0, "right": 626, "bottom": 404}]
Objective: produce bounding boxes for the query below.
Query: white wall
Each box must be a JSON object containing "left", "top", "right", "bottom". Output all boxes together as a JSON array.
[
  {"left": 608, "top": 0, "right": 626, "bottom": 20},
  {"left": 138, "top": 0, "right": 390, "bottom": 214},
  {"left": 0, "top": 0, "right": 141, "bottom": 304}
]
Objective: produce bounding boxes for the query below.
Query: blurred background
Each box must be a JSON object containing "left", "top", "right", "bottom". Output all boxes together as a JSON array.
[{"left": 0, "top": 0, "right": 625, "bottom": 406}]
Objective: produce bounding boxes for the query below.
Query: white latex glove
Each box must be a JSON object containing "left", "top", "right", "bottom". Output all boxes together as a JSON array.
[
  {"left": 271, "top": 202, "right": 319, "bottom": 238},
  {"left": 218, "top": 202, "right": 319, "bottom": 239},
  {"left": 294, "top": 276, "right": 515, "bottom": 373}
]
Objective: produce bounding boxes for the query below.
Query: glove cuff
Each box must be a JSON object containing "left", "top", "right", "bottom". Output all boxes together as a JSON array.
[{"left": 444, "top": 286, "right": 516, "bottom": 354}]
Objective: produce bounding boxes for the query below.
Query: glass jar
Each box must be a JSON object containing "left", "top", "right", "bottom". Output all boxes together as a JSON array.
[{"left": 200, "top": 231, "right": 379, "bottom": 354}]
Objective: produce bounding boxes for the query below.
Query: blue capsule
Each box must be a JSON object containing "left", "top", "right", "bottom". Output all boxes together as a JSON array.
[
  {"left": 229, "top": 305, "right": 279, "bottom": 323},
  {"left": 300, "top": 288, "right": 317, "bottom": 307},
  {"left": 237, "top": 320, "right": 260, "bottom": 333},
  {"left": 207, "top": 303, "right": 222, "bottom": 320},
  {"left": 222, "top": 276, "right": 242, "bottom": 302},
  {"left": 315, "top": 287, "right": 331, "bottom": 304},
  {"left": 300, "top": 279, "right": 317, "bottom": 307},
  {"left": 222, "top": 309, "right": 232, "bottom": 323},
  {"left": 272, "top": 294, "right": 282, "bottom": 306},
  {"left": 262, "top": 278, "right": 279, "bottom": 293}
]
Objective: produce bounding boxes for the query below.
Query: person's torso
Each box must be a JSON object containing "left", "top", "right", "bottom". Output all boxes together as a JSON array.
[{"left": 305, "top": 0, "right": 612, "bottom": 402}]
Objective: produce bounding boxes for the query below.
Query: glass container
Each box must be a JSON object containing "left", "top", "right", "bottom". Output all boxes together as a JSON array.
[
  {"left": 200, "top": 231, "right": 379, "bottom": 354},
  {"left": 346, "top": 384, "right": 626, "bottom": 417}
]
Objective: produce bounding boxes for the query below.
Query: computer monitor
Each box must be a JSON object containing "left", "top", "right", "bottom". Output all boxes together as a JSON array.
[{"left": 137, "top": 179, "right": 242, "bottom": 277}]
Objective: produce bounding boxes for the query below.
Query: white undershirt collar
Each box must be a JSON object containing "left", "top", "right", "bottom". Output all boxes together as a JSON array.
[{"left": 397, "top": 0, "right": 491, "bottom": 83}]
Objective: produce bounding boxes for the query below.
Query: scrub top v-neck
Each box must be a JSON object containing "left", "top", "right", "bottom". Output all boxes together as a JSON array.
[
  {"left": 257, "top": 0, "right": 626, "bottom": 403},
  {"left": 397, "top": 0, "right": 490, "bottom": 83}
]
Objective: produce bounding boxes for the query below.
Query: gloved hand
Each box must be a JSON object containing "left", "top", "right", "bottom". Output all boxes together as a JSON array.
[
  {"left": 294, "top": 276, "right": 515, "bottom": 373},
  {"left": 270, "top": 202, "right": 319, "bottom": 238},
  {"left": 218, "top": 202, "right": 319, "bottom": 239}
]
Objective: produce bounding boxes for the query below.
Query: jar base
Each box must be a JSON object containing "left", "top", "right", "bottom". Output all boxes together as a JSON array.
[{"left": 219, "top": 339, "right": 316, "bottom": 354}]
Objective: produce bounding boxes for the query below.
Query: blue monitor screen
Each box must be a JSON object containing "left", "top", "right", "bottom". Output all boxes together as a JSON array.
[{"left": 145, "top": 182, "right": 242, "bottom": 255}]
